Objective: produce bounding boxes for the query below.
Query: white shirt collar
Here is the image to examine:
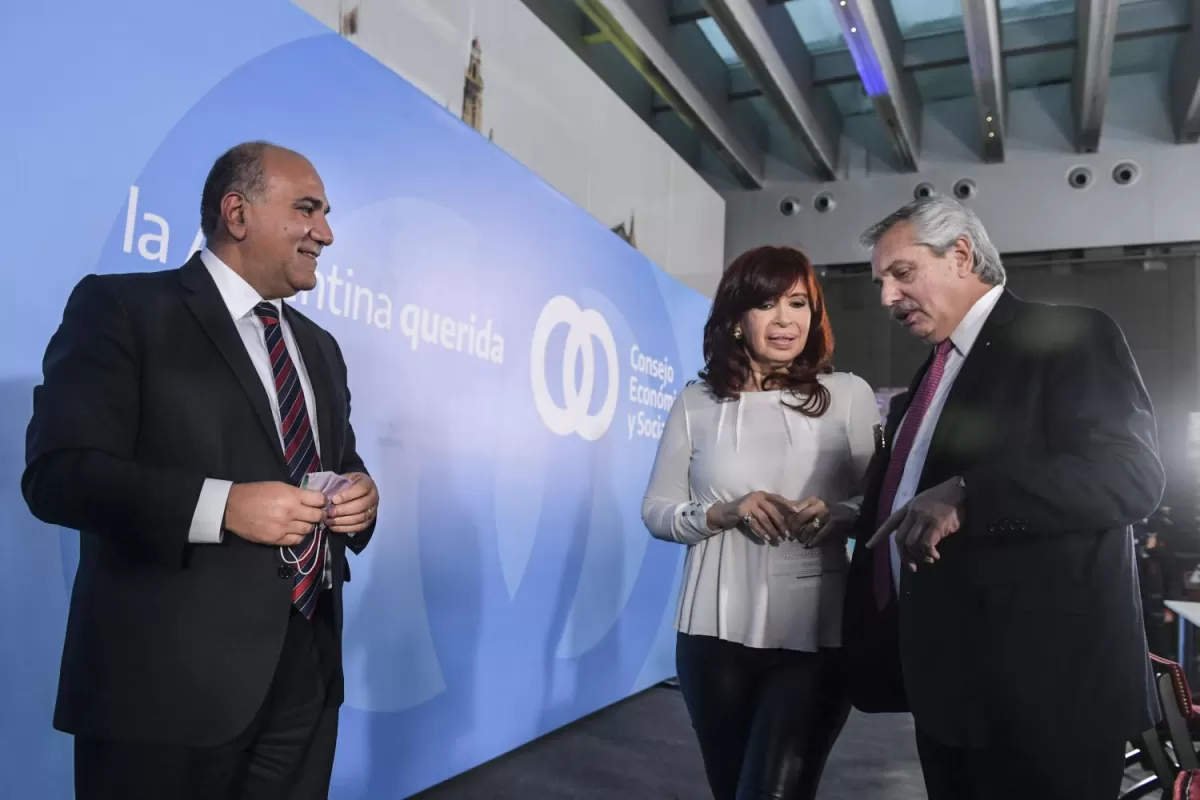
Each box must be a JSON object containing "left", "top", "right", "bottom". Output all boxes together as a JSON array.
[
  {"left": 198, "top": 248, "right": 281, "bottom": 321},
  {"left": 948, "top": 284, "right": 1004, "bottom": 357}
]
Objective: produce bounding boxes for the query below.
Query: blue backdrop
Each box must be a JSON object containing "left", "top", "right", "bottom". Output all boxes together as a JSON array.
[{"left": 0, "top": 1, "right": 712, "bottom": 796}]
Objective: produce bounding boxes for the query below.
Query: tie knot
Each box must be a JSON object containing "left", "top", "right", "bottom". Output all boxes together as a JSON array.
[
  {"left": 935, "top": 339, "right": 954, "bottom": 358},
  {"left": 253, "top": 302, "right": 280, "bottom": 325}
]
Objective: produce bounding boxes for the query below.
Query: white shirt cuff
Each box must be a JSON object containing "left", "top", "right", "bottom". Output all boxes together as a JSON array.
[{"left": 188, "top": 478, "right": 232, "bottom": 544}]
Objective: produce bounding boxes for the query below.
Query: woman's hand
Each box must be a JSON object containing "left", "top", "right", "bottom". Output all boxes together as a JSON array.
[
  {"left": 706, "top": 491, "right": 793, "bottom": 544},
  {"left": 788, "top": 496, "right": 857, "bottom": 547}
]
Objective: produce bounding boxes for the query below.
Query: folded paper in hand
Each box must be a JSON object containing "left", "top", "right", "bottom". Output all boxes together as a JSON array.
[{"left": 301, "top": 471, "right": 356, "bottom": 512}]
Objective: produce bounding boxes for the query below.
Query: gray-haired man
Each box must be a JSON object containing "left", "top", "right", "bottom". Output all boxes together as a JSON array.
[{"left": 842, "top": 195, "right": 1163, "bottom": 800}]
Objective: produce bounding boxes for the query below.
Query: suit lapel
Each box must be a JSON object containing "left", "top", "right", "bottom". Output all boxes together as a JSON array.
[
  {"left": 179, "top": 255, "right": 288, "bottom": 471},
  {"left": 284, "top": 305, "right": 341, "bottom": 472},
  {"left": 857, "top": 357, "right": 932, "bottom": 535},
  {"left": 925, "top": 289, "right": 1019, "bottom": 471}
]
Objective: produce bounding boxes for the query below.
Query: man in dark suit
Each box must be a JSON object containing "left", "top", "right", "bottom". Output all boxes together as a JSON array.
[
  {"left": 23, "top": 141, "right": 380, "bottom": 799},
  {"left": 841, "top": 195, "right": 1163, "bottom": 799}
]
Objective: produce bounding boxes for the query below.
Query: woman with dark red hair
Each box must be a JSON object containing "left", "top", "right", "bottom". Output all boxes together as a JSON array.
[{"left": 642, "top": 245, "right": 879, "bottom": 799}]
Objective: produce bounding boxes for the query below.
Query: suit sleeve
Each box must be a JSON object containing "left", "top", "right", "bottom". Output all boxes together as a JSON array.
[
  {"left": 22, "top": 275, "right": 206, "bottom": 566},
  {"left": 845, "top": 374, "right": 881, "bottom": 491},
  {"left": 850, "top": 392, "right": 907, "bottom": 541},
  {"left": 333, "top": 339, "right": 374, "bottom": 554},
  {"left": 963, "top": 308, "right": 1165, "bottom": 535}
]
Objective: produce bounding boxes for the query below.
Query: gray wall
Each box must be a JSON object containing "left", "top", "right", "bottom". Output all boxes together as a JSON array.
[
  {"left": 724, "top": 73, "right": 1200, "bottom": 270},
  {"left": 291, "top": 0, "right": 727, "bottom": 292},
  {"left": 824, "top": 256, "right": 1200, "bottom": 519}
]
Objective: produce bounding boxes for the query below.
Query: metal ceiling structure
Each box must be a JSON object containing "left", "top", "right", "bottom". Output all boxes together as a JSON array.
[
  {"left": 520, "top": 0, "right": 1193, "bottom": 183},
  {"left": 703, "top": 0, "right": 841, "bottom": 180},
  {"left": 1074, "top": 0, "right": 1120, "bottom": 152},
  {"left": 961, "top": 0, "right": 1007, "bottom": 161},
  {"left": 573, "top": 0, "right": 766, "bottom": 187}
]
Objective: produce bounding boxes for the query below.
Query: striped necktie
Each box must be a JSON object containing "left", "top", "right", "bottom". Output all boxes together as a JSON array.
[{"left": 254, "top": 301, "right": 325, "bottom": 619}]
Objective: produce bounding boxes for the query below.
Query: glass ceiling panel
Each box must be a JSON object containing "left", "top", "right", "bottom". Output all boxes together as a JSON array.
[
  {"left": 783, "top": 0, "right": 844, "bottom": 54},
  {"left": 695, "top": 17, "right": 741, "bottom": 65},
  {"left": 827, "top": 81, "right": 873, "bottom": 117},
  {"left": 1005, "top": 47, "right": 1074, "bottom": 91},
  {"left": 913, "top": 62, "right": 974, "bottom": 104},
  {"left": 1111, "top": 31, "right": 1179, "bottom": 76},
  {"left": 892, "top": 0, "right": 966, "bottom": 36},
  {"left": 998, "top": 0, "right": 1074, "bottom": 21}
]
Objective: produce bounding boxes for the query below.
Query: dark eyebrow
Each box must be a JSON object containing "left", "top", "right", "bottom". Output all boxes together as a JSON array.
[{"left": 296, "top": 196, "right": 330, "bottom": 214}]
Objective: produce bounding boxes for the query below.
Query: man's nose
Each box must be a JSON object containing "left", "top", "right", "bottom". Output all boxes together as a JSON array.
[
  {"left": 879, "top": 281, "right": 901, "bottom": 308},
  {"left": 312, "top": 217, "right": 334, "bottom": 246}
]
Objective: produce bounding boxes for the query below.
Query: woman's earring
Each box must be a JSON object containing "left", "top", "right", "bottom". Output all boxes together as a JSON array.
[{"left": 733, "top": 327, "right": 743, "bottom": 340}]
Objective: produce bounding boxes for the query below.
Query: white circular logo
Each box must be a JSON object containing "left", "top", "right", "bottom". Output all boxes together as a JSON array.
[{"left": 530, "top": 296, "right": 619, "bottom": 441}]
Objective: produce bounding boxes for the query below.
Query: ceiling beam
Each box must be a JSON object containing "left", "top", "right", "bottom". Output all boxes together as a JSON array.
[
  {"left": 1169, "top": 0, "right": 1200, "bottom": 143},
  {"left": 570, "top": 0, "right": 765, "bottom": 188},
  {"left": 669, "top": 0, "right": 788, "bottom": 25},
  {"left": 830, "top": 0, "right": 922, "bottom": 171},
  {"left": 961, "top": 0, "right": 1006, "bottom": 162},
  {"left": 1073, "top": 0, "right": 1119, "bottom": 153},
  {"left": 702, "top": 0, "right": 841, "bottom": 180}
]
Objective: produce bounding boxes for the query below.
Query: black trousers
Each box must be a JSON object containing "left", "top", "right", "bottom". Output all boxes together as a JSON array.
[
  {"left": 75, "top": 593, "right": 340, "bottom": 800},
  {"left": 916, "top": 727, "right": 1127, "bottom": 800},
  {"left": 675, "top": 632, "right": 850, "bottom": 800}
]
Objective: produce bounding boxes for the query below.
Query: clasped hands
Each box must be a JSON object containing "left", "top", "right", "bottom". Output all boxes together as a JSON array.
[
  {"left": 224, "top": 473, "right": 380, "bottom": 548},
  {"left": 865, "top": 476, "right": 964, "bottom": 572},
  {"left": 708, "top": 491, "right": 852, "bottom": 547}
]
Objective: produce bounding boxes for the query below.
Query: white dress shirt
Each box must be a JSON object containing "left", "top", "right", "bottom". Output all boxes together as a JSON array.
[
  {"left": 186, "top": 248, "right": 322, "bottom": 543},
  {"left": 642, "top": 373, "right": 879, "bottom": 651},
  {"left": 888, "top": 284, "right": 1004, "bottom": 590}
]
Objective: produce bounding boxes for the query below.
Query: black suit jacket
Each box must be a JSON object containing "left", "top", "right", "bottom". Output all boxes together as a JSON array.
[
  {"left": 843, "top": 290, "right": 1163, "bottom": 751},
  {"left": 22, "top": 255, "right": 375, "bottom": 747}
]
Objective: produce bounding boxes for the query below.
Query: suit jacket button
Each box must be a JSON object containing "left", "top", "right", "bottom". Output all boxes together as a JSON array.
[{"left": 278, "top": 565, "right": 294, "bottom": 580}]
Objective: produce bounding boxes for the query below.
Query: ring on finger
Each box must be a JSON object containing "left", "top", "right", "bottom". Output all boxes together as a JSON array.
[{"left": 742, "top": 513, "right": 754, "bottom": 527}]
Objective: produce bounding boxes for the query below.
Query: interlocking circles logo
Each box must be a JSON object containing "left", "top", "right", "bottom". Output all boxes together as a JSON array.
[{"left": 531, "top": 296, "right": 619, "bottom": 441}]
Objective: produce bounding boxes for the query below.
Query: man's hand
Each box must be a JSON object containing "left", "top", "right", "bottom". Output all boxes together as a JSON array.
[
  {"left": 327, "top": 473, "right": 379, "bottom": 535},
  {"left": 224, "top": 481, "right": 328, "bottom": 547},
  {"left": 866, "top": 477, "right": 965, "bottom": 572}
]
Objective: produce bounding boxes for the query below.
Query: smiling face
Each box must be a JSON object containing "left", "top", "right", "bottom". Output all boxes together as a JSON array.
[
  {"left": 218, "top": 147, "right": 334, "bottom": 300},
  {"left": 871, "top": 220, "right": 983, "bottom": 344},
  {"left": 739, "top": 281, "right": 811, "bottom": 375}
]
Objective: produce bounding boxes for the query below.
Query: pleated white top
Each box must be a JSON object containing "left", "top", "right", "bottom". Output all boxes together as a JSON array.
[{"left": 642, "top": 372, "right": 879, "bottom": 651}]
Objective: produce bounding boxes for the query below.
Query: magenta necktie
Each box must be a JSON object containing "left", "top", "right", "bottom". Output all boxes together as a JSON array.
[{"left": 873, "top": 339, "right": 955, "bottom": 610}]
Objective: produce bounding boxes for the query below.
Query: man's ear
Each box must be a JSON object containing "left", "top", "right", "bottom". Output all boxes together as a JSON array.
[
  {"left": 954, "top": 235, "right": 974, "bottom": 276},
  {"left": 221, "top": 193, "right": 249, "bottom": 242}
]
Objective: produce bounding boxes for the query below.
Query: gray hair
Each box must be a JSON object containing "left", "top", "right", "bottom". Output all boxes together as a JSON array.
[{"left": 859, "top": 194, "right": 1006, "bottom": 286}]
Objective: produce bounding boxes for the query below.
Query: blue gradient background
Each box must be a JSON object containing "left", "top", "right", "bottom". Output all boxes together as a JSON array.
[{"left": 0, "top": 1, "right": 711, "bottom": 796}]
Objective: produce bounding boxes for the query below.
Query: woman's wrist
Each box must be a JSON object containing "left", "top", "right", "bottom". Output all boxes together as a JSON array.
[{"left": 705, "top": 502, "right": 729, "bottom": 532}]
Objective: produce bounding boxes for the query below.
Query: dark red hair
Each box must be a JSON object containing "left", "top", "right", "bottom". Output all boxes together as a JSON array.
[{"left": 698, "top": 245, "right": 835, "bottom": 416}]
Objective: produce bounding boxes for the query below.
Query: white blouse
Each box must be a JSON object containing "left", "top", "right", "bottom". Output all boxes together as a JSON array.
[{"left": 641, "top": 372, "right": 879, "bottom": 651}]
